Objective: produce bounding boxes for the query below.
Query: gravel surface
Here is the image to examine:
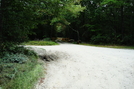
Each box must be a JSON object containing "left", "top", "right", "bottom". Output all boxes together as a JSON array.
[{"left": 30, "top": 43, "right": 134, "bottom": 89}]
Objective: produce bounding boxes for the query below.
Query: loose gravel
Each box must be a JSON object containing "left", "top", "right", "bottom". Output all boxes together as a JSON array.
[{"left": 30, "top": 43, "right": 134, "bottom": 89}]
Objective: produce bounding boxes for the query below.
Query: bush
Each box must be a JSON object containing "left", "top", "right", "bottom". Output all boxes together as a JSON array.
[
  {"left": 90, "top": 34, "right": 134, "bottom": 45},
  {"left": 0, "top": 46, "right": 38, "bottom": 59},
  {"left": 122, "top": 35, "right": 134, "bottom": 45},
  {"left": 90, "top": 34, "right": 122, "bottom": 45},
  {"left": 1, "top": 53, "right": 28, "bottom": 63},
  {"left": 13, "top": 46, "right": 38, "bottom": 57},
  {"left": 90, "top": 34, "right": 108, "bottom": 44},
  {"left": 43, "top": 38, "right": 51, "bottom": 41}
]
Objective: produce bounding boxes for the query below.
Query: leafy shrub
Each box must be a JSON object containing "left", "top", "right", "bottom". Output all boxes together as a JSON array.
[
  {"left": 0, "top": 46, "right": 38, "bottom": 59},
  {"left": 1, "top": 53, "right": 28, "bottom": 64},
  {"left": 90, "top": 34, "right": 122, "bottom": 45},
  {"left": 0, "top": 42, "right": 17, "bottom": 57},
  {"left": 122, "top": 35, "right": 134, "bottom": 45},
  {"left": 90, "top": 34, "right": 108, "bottom": 44},
  {"left": 90, "top": 34, "right": 134, "bottom": 45},
  {"left": 43, "top": 38, "right": 51, "bottom": 41},
  {"left": 14, "top": 46, "right": 38, "bottom": 57}
]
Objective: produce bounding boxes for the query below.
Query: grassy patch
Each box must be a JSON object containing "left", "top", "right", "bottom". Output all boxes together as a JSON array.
[
  {"left": 80, "top": 43, "right": 134, "bottom": 49},
  {"left": 2, "top": 64, "right": 43, "bottom": 89},
  {"left": 0, "top": 59, "right": 44, "bottom": 89},
  {"left": 23, "top": 41, "right": 58, "bottom": 46}
]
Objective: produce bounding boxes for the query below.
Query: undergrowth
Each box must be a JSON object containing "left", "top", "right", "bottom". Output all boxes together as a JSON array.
[
  {"left": 22, "top": 41, "right": 58, "bottom": 46},
  {"left": 0, "top": 46, "right": 44, "bottom": 89}
]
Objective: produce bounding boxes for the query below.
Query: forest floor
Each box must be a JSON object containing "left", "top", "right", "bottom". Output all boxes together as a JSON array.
[{"left": 30, "top": 43, "right": 134, "bottom": 89}]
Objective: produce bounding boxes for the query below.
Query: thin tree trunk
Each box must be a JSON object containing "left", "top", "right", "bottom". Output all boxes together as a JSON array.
[
  {"left": 0, "top": 0, "right": 4, "bottom": 50},
  {"left": 69, "top": 25, "right": 80, "bottom": 41},
  {"left": 0, "top": 0, "right": 3, "bottom": 43},
  {"left": 120, "top": 6, "right": 124, "bottom": 37}
]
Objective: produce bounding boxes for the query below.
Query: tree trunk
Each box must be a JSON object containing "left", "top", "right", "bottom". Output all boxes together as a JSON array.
[
  {"left": 0, "top": 0, "right": 3, "bottom": 43},
  {"left": 120, "top": 6, "right": 124, "bottom": 37}
]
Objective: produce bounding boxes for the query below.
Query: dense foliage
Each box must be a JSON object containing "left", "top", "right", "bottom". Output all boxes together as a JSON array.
[
  {"left": 30, "top": 0, "right": 134, "bottom": 45},
  {"left": 0, "top": 0, "right": 85, "bottom": 53},
  {"left": 0, "top": 0, "right": 133, "bottom": 52},
  {"left": 69, "top": 0, "right": 134, "bottom": 45},
  {"left": 0, "top": 0, "right": 134, "bottom": 54}
]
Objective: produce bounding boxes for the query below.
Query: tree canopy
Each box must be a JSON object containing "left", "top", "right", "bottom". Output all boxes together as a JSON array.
[
  {"left": 67, "top": 0, "right": 134, "bottom": 45},
  {"left": 0, "top": 0, "right": 85, "bottom": 52},
  {"left": 0, "top": 0, "right": 134, "bottom": 53}
]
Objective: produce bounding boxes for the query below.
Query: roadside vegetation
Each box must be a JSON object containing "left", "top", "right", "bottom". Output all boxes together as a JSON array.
[
  {"left": 22, "top": 41, "right": 58, "bottom": 46},
  {"left": 0, "top": 40, "right": 58, "bottom": 89},
  {"left": 80, "top": 43, "right": 134, "bottom": 49},
  {"left": 0, "top": 46, "right": 44, "bottom": 89}
]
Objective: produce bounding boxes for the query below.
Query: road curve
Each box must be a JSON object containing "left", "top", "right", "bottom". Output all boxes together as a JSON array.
[{"left": 33, "top": 43, "right": 134, "bottom": 89}]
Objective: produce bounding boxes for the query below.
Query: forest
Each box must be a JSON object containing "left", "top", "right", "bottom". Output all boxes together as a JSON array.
[
  {"left": 30, "top": 0, "right": 134, "bottom": 45},
  {"left": 1, "top": 0, "right": 134, "bottom": 50},
  {"left": 0, "top": 0, "right": 134, "bottom": 88}
]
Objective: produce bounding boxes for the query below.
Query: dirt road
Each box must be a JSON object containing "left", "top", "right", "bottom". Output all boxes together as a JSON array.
[{"left": 32, "top": 43, "right": 134, "bottom": 89}]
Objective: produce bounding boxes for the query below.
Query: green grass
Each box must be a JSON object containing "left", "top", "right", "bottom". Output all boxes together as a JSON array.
[
  {"left": 23, "top": 41, "right": 59, "bottom": 46},
  {"left": 0, "top": 57, "right": 44, "bottom": 89},
  {"left": 80, "top": 43, "right": 134, "bottom": 49},
  {"left": 3, "top": 64, "right": 43, "bottom": 89}
]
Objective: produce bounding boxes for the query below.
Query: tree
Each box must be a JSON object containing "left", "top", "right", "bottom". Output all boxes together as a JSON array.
[
  {"left": 65, "top": 0, "right": 134, "bottom": 45},
  {"left": 29, "top": 0, "right": 85, "bottom": 39},
  {"left": 0, "top": 0, "right": 42, "bottom": 52},
  {"left": 0, "top": 0, "right": 85, "bottom": 53}
]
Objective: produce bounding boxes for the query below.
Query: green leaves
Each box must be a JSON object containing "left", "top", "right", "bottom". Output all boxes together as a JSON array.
[
  {"left": 101, "top": 0, "right": 130, "bottom": 7},
  {"left": 1, "top": 53, "right": 28, "bottom": 63},
  {"left": 65, "top": 4, "right": 85, "bottom": 17},
  {"left": 0, "top": 0, "right": 42, "bottom": 49},
  {"left": 0, "top": 0, "right": 84, "bottom": 52}
]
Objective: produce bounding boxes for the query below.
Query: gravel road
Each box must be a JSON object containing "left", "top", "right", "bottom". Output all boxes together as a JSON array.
[{"left": 31, "top": 43, "right": 134, "bottom": 89}]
